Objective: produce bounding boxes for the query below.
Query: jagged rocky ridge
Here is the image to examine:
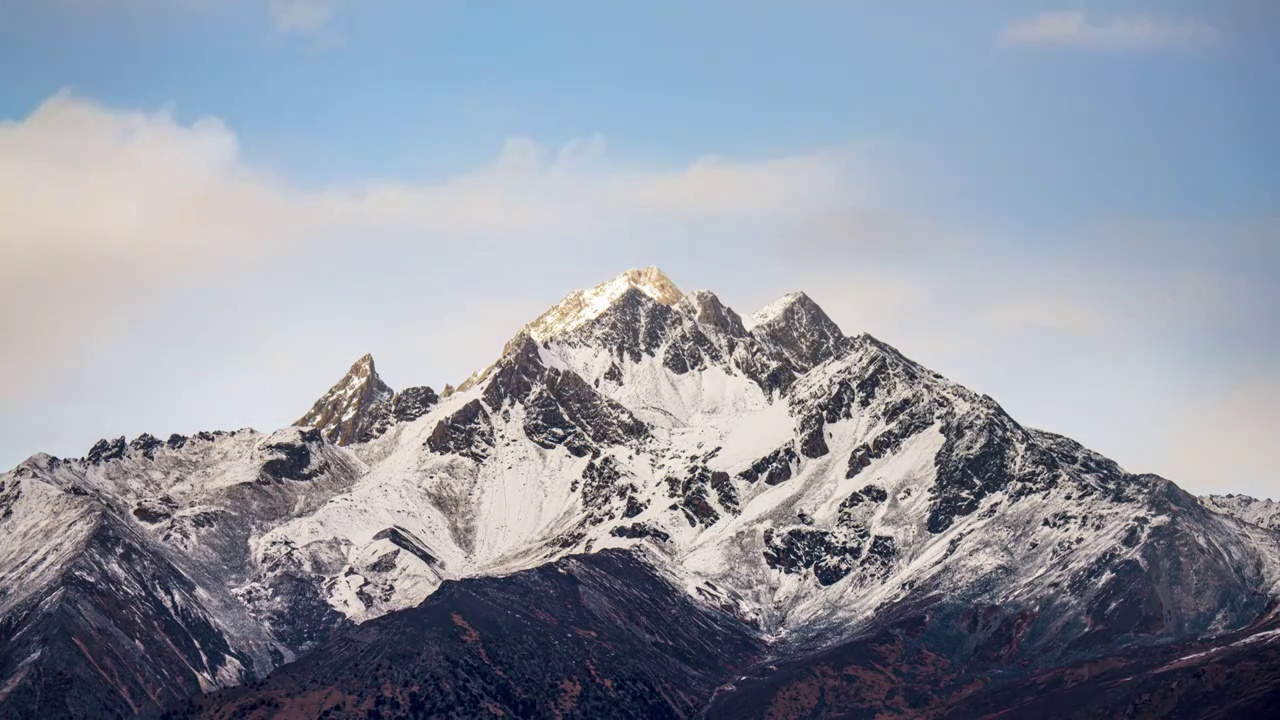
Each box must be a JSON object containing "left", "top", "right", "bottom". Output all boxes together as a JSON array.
[
  {"left": 2, "top": 266, "right": 1278, "bottom": 718},
  {"left": 294, "top": 354, "right": 438, "bottom": 446},
  {"left": 1203, "top": 494, "right": 1280, "bottom": 532},
  {"left": 0, "top": 429, "right": 363, "bottom": 718}
]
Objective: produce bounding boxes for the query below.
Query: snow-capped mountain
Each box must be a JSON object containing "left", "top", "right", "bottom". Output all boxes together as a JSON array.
[
  {"left": 1202, "top": 494, "right": 1280, "bottom": 532},
  {"left": 2, "top": 266, "right": 1278, "bottom": 719}
]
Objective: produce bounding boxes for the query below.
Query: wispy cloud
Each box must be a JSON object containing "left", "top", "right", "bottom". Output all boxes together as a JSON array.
[
  {"left": 2, "top": 91, "right": 1273, "bottom": 498},
  {"left": 1001, "top": 11, "right": 1219, "bottom": 50},
  {"left": 267, "top": 0, "right": 334, "bottom": 36},
  {"left": 0, "top": 91, "right": 877, "bottom": 401}
]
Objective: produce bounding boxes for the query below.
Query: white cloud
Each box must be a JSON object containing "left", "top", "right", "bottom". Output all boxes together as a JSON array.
[
  {"left": 1002, "top": 11, "right": 1218, "bottom": 50},
  {"left": 0, "top": 91, "right": 295, "bottom": 373},
  {"left": 2, "top": 90, "right": 1273, "bottom": 502},
  {"left": 0, "top": 91, "right": 875, "bottom": 401}
]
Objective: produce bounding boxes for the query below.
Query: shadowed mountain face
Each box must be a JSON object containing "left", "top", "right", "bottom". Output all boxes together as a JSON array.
[
  {"left": 704, "top": 608, "right": 1280, "bottom": 720},
  {"left": 2, "top": 267, "right": 1278, "bottom": 718},
  {"left": 178, "top": 550, "right": 762, "bottom": 720},
  {"left": 0, "top": 511, "right": 278, "bottom": 720},
  {"left": 179, "top": 550, "right": 1280, "bottom": 720}
]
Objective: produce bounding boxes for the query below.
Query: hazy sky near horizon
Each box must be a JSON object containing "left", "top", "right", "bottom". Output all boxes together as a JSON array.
[{"left": 1, "top": 1, "right": 1276, "bottom": 499}]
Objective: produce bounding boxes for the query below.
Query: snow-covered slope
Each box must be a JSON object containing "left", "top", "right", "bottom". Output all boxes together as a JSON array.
[
  {"left": 2, "top": 266, "right": 1278, "bottom": 718},
  {"left": 233, "top": 268, "right": 1280, "bottom": 649},
  {"left": 1202, "top": 494, "right": 1280, "bottom": 531}
]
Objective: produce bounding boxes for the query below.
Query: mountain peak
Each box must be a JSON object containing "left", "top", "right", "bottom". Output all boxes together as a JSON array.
[
  {"left": 8, "top": 269, "right": 1280, "bottom": 720},
  {"left": 295, "top": 353, "right": 394, "bottom": 445},
  {"left": 341, "top": 352, "right": 380, "bottom": 386},
  {"left": 746, "top": 291, "right": 815, "bottom": 330},
  {"left": 677, "top": 289, "right": 748, "bottom": 338},
  {"left": 747, "top": 291, "right": 846, "bottom": 373},
  {"left": 525, "top": 266, "right": 684, "bottom": 341},
  {"left": 613, "top": 266, "right": 683, "bottom": 305},
  {"left": 1202, "top": 494, "right": 1280, "bottom": 530}
]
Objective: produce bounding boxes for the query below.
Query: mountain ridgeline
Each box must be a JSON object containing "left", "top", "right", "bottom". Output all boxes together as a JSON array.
[{"left": 2, "top": 267, "right": 1278, "bottom": 719}]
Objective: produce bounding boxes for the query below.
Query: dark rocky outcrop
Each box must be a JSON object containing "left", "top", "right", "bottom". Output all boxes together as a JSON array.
[
  {"left": 128, "top": 433, "right": 163, "bottom": 459},
  {"left": 749, "top": 292, "right": 847, "bottom": 374},
  {"left": 86, "top": 436, "right": 126, "bottom": 464},
  {"left": 480, "top": 333, "right": 546, "bottom": 408},
  {"left": 259, "top": 428, "right": 328, "bottom": 482},
  {"left": 390, "top": 385, "right": 438, "bottom": 423},
  {"left": 132, "top": 495, "right": 178, "bottom": 524},
  {"left": 610, "top": 523, "right": 671, "bottom": 542},
  {"left": 181, "top": 550, "right": 762, "bottom": 720},
  {"left": 925, "top": 403, "right": 1024, "bottom": 534},
  {"left": 739, "top": 444, "right": 798, "bottom": 485},
  {"left": 371, "top": 526, "right": 440, "bottom": 567},
  {"left": 762, "top": 526, "right": 872, "bottom": 586},
  {"left": 525, "top": 369, "right": 648, "bottom": 457},
  {"left": 0, "top": 477, "right": 21, "bottom": 520},
  {"left": 425, "top": 399, "right": 493, "bottom": 462},
  {"left": 666, "top": 464, "right": 737, "bottom": 528}
]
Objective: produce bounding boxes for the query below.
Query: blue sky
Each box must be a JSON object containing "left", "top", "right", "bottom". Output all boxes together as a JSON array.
[{"left": 1, "top": 1, "right": 1276, "bottom": 498}]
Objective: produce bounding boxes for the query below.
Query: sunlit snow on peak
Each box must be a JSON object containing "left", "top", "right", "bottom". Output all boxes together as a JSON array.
[
  {"left": 745, "top": 292, "right": 809, "bottom": 331},
  {"left": 525, "top": 266, "right": 683, "bottom": 341}
]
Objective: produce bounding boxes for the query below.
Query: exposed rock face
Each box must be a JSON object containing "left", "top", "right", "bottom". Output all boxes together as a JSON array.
[
  {"left": 531, "top": 369, "right": 648, "bottom": 450},
  {"left": 294, "top": 354, "right": 439, "bottom": 446},
  {"left": 434, "top": 331, "right": 648, "bottom": 462},
  {"left": 426, "top": 399, "right": 492, "bottom": 461},
  {"left": 479, "top": 333, "right": 547, "bottom": 407},
  {"left": 294, "top": 354, "right": 394, "bottom": 445},
  {"left": 87, "top": 436, "right": 126, "bottom": 464},
  {"left": 748, "top": 291, "right": 847, "bottom": 374},
  {"left": 739, "top": 444, "right": 799, "bottom": 485},
  {"left": 390, "top": 385, "right": 439, "bottom": 423},
  {"left": 2, "top": 266, "right": 1279, "bottom": 719},
  {"left": 527, "top": 271, "right": 801, "bottom": 401},
  {"left": 259, "top": 427, "right": 328, "bottom": 481},
  {"left": 679, "top": 289, "right": 749, "bottom": 338}
]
